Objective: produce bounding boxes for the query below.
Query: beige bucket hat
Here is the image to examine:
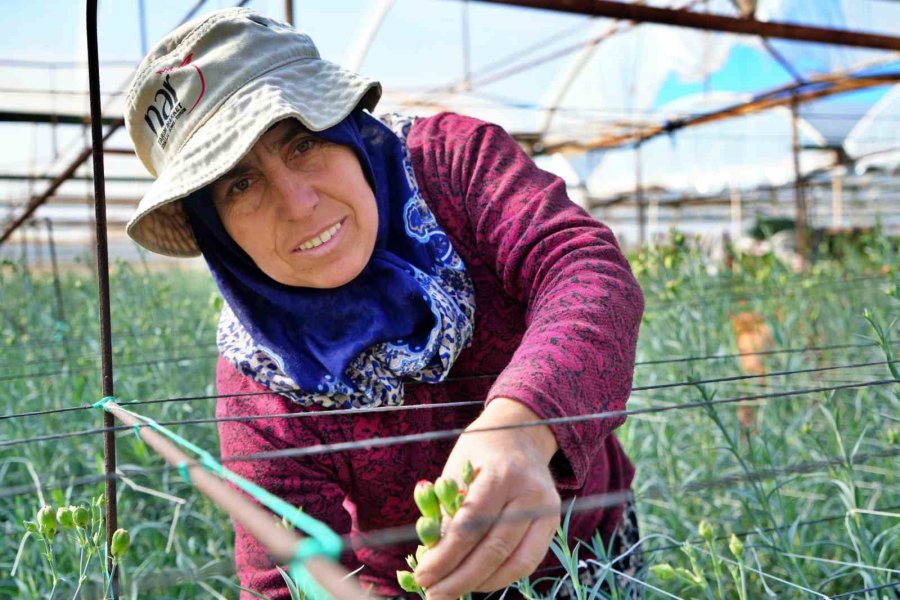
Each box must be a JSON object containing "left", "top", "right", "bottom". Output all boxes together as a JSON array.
[{"left": 124, "top": 7, "right": 381, "bottom": 257}]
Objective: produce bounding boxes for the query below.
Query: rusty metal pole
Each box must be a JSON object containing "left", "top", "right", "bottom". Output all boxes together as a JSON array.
[
  {"left": 86, "top": 1, "right": 119, "bottom": 596},
  {"left": 791, "top": 94, "right": 809, "bottom": 267},
  {"left": 45, "top": 219, "right": 66, "bottom": 327},
  {"left": 635, "top": 142, "right": 646, "bottom": 247},
  {"left": 285, "top": 0, "right": 294, "bottom": 25}
]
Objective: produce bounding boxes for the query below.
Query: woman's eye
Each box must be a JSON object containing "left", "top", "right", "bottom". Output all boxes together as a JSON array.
[
  {"left": 230, "top": 178, "right": 252, "bottom": 195},
  {"left": 294, "top": 138, "right": 318, "bottom": 155}
]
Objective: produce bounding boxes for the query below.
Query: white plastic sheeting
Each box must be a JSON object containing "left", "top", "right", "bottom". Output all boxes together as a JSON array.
[{"left": 0, "top": 0, "right": 897, "bottom": 213}]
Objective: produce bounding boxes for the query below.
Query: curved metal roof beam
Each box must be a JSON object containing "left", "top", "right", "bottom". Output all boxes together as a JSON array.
[{"left": 346, "top": 0, "right": 397, "bottom": 72}]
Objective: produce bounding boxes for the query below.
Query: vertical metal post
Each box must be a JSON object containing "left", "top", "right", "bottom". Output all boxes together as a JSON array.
[
  {"left": 462, "top": 0, "right": 471, "bottom": 91},
  {"left": 831, "top": 170, "right": 843, "bottom": 229},
  {"left": 86, "top": 2, "right": 119, "bottom": 596},
  {"left": 730, "top": 187, "right": 742, "bottom": 239},
  {"left": 45, "top": 219, "right": 66, "bottom": 327},
  {"left": 790, "top": 94, "right": 809, "bottom": 265},
  {"left": 33, "top": 221, "right": 44, "bottom": 269},
  {"left": 284, "top": 0, "right": 294, "bottom": 25},
  {"left": 635, "top": 141, "right": 646, "bottom": 246},
  {"left": 138, "top": 0, "right": 149, "bottom": 54},
  {"left": 648, "top": 193, "right": 658, "bottom": 248}
]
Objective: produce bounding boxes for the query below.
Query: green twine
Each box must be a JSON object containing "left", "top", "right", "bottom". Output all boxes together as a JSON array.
[
  {"left": 176, "top": 462, "right": 191, "bottom": 484},
  {"left": 92, "top": 396, "right": 116, "bottom": 409},
  {"left": 133, "top": 423, "right": 142, "bottom": 441},
  {"left": 95, "top": 397, "right": 342, "bottom": 598}
]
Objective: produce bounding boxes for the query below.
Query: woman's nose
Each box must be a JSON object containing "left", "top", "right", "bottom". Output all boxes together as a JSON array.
[{"left": 269, "top": 169, "right": 319, "bottom": 220}]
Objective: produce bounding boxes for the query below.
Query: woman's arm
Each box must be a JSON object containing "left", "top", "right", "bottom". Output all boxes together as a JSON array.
[
  {"left": 216, "top": 358, "right": 354, "bottom": 600},
  {"left": 410, "top": 115, "right": 644, "bottom": 599}
]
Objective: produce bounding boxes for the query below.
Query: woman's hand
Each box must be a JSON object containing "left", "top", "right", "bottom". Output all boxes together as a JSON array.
[{"left": 413, "top": 398, "right": 561, "bottom": 600}]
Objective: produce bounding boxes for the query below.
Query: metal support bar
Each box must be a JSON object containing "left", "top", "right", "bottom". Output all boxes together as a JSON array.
[
  {"left": 471, "top": 0, "right": 900, "bottom": 51},
  {"left": 45, "top": 219, "right": 66, "bottom": 329},
  {"left": 0, "top": 110, "right": 120, "bottom": 126},
  {"left": 790, "top": 94, "right": 809, "bottom": 265},
  {"left": 86, "top": 3, "right": 119, "bottom": 596}
]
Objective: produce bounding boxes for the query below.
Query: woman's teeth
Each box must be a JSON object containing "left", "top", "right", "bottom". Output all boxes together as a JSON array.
[{"left": 298, "top": 222, "right": 342, "bottom": 251}]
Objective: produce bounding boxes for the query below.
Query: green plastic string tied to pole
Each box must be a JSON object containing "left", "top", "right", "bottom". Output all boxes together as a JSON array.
[
  {"left": 94, "top": 397, "right": 344, "bottom": 598},
  {"left": 176, "top": 462, "right": 191, "bottom": 484},
  {"left": 92, "top": 396, "right": 116, "bottom": 409},
  {"left": 53, "top": 320, "right": 69, "bottom": 342}
]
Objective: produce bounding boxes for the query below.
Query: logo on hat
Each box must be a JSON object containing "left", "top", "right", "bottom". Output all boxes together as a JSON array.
[{"left": 144, "top": 54, "right": 205, "bottom": 149}]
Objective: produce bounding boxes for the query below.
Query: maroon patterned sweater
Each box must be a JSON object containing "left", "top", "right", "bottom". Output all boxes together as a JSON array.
[{"left": 215, "top": 113, "right": 645, "bottom": 598}]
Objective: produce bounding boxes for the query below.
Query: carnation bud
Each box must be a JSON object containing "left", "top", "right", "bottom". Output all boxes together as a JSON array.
[
  {"left": 413, "top": 481, "right": 441, "bottom": 520},
  {"left": 415, "top": 544, "right": 428, "bottom": 565},
  {"left": 111, "top": 528, "right": 130, "bottom": 558},
  {"left": 434, "top": 477, "right": 460, "bottom": 516},
  {"left": 729, "top": 533, "right": 744, "bottom": 559},
  {"left": 37, "top": 506, "right": 57, "bottom": 537},
  {"left": 416, "top": 516, "right": 441, "bottom": 548},
  {"left": 650, "top": 563, "right": 676, "bottom": 582},
  {"left": 698, "top": 520, "right": 714, "bottom": 542},
  {"left": 396, "top": 570, "right": 421, "bottom": 593},
  {"left": 73, "top": 506, "right": 90, "bottom": 529},
  {"left": 57, "top": 506, "right": 75, "bottom": 529}
]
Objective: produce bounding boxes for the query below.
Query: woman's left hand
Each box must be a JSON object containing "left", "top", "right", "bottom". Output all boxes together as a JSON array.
[{"left": 413, "top": 397, "right": 561, "bottom": 600}]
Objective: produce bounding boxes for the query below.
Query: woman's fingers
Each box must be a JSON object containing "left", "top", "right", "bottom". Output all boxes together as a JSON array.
[
  {"left": 416, "top": 469, "right": 560, "bottom": 600},
  {"left": 415, "top": 471, "right": 505, "bottom": 587},
  {"left": 473, "top": 508, "right": 560, "bottom": 592}
]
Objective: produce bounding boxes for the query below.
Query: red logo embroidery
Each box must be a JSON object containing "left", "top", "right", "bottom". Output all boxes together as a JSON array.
[{"left": 144, "top": 54, "right": 206, "bottom": 147}]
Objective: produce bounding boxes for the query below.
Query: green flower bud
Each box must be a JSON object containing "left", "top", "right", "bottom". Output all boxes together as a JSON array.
[
  {"left": 37, "top": 506, "right": 57, "bottom": 537},
  {"left": 416, "top": 516, "right": 441, "bottom": 548},
  {"left": 24, "top": 520, "right": 38, "bottom": 534},
  {"left": 405, "top": 554, "right": 417, "bottom": 570},
  {"left": 413, "top": 480, "right": 441, "bottom": 520},
  {"left": 434, "top": 477, "right": 460, "bottom": 516},
  {"left": 729, "top": 533, "right": 744, "bottom": 559},
  {"left": 415, "top": 544, "right": 428, "bottom": 565},
  {"left": 650, "top": 563, "right": 676, "bottom": 582},
  {"left": 57, "top": 506, "right": 75, "bottom": 529},
  {"left": 698, "top": 520, "right": 714, "bottom": 542},
  {"left": 461, "top": 460, "right": 477, "bottom": 486},
  {"left": 396, "top": 570, "right": 421, "bottom": 593},
  {"left": 73, "top": 506, "right": 90, "bottom": 529},
  {"left": 111, "top": 528, "right": 130, "bottom": 558}
]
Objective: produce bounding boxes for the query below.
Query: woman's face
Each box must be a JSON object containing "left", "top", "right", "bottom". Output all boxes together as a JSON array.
[{"left": 209, "top": 119, "right": 378, "bottom": 288}]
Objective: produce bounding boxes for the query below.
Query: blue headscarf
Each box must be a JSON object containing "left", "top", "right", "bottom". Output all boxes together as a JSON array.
[{"left": 184, "top": 112, "right": 475, "bottom": 408}]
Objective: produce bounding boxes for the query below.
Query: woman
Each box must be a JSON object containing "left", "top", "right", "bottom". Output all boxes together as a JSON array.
[{"left": 124, "top": 8, "right": 644, "bottom": 599}]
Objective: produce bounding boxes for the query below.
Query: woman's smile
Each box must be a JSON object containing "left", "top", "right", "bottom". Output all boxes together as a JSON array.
[{"left": 291, "top": 218, "right": 346, "bottom": 255}]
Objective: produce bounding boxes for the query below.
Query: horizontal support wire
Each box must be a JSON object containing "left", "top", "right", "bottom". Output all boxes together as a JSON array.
[
  {"left": 638, "top": 503, "right": 900, "bottom": 556},
  {"left": 1, "top": 335, "right": 888, "bottom": 386},
  {"left": 1, "top": 342, "right": 892, "bottom": 421},
  {"left": 2, "top": 377, "right": 895, "bottom": 498},
  {"left": 219, "top": 377, "right": 899, "bottom": 464},
  {"left": 1, "top": 359, "right": 893, "bottom": 449},
  {"left": 829, "top": 580, "right": 900, "bottom": 599},
  {"left": 3, "top": 439, "right": 899, "bottom": 553},
  {"left": 3, "top": 270, "right": 891, "bottom": 354}
]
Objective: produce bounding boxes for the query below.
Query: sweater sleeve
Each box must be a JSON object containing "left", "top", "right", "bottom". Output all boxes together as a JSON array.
[
  {"left": 215, "top": 358, "right": 354, "bottom": 600},
  {"left": 441, "top": 117, "right": 644, "bottom": 489}
]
